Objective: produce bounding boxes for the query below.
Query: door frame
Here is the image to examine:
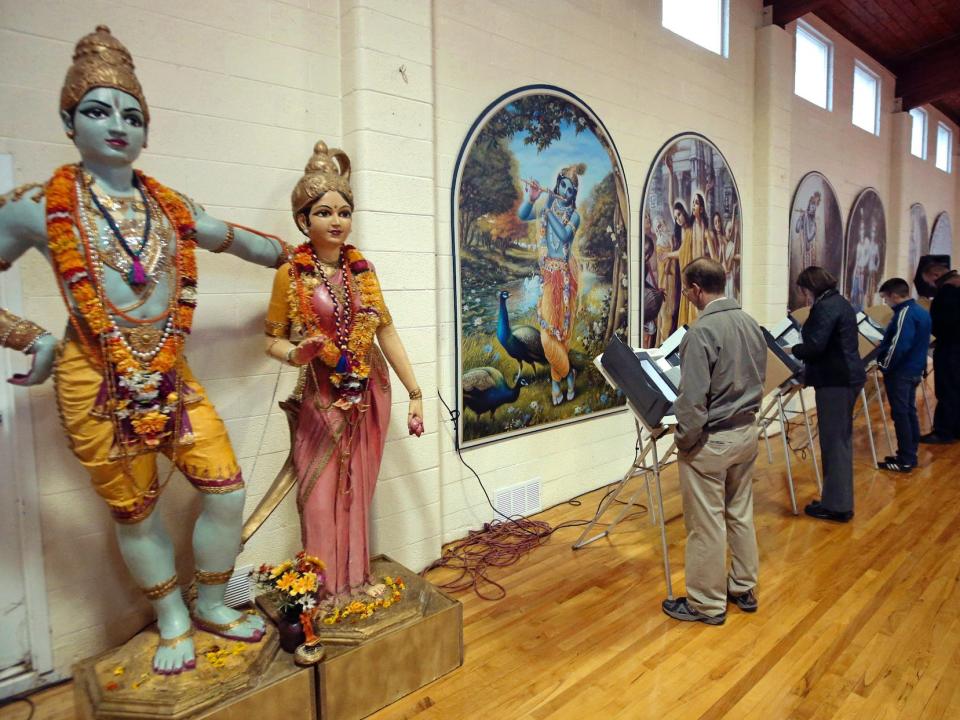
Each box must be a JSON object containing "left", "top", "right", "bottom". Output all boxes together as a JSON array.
[{"left": 0, "top": 159, "right": 56, "bottom": 698}]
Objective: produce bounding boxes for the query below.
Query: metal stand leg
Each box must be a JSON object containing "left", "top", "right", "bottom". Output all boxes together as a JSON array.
[
  {"left": 872, "top": 369, "right": 895, "bottom": 456},
  {"left": 650, "top": 435, "right": 673, "bottom": 600},
  {"left": 860, "top": 386, "right": 879, "bottom": 468},
  {"left": 921, "top": 372, "right": 933, "bottom": 427},
  {"left": 797, "top": 388, "right": 822, "bottom": 493},
  {"left": 777, "top": 392, "right": 799, "bottom": 515},
  {"left": 761, "top": 418, "right": 773, "bottom": 463}
]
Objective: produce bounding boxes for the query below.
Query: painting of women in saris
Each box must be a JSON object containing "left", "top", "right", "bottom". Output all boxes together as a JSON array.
[
  {"left": 641, "top": 134, "right": 742, "bottom": 347},
  {"left": 453, "top": 86, "right": 629, "bottom": 447},
  {"left": 788, "top": 171, "right": 844, "bottom": 310},
  {"left": 844, "top": 188, "right": 887, "bottom": 312}
]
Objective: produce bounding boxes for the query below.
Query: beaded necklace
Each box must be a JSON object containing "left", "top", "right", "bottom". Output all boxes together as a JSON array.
[
  {"left": 288, "top": 242, "right": 388, "bottom": 406},
  {"left": 88, "top": 174, "right": 152, "bottom": 287},
  {"left": 315, "top": 248, "right": 354, "bottom": 374}
]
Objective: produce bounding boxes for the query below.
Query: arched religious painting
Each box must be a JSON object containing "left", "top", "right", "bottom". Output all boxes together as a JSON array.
[
  {"left": 931, "top": 211, "right": 953, "bottom": 258},
  {"left": 909, "top": 203, "right": 929, "bottom": 296},
  {"left": 844, "top": 188, "right": 887, "bottom": 312},
  {"left": 452, "top": 85, "right": 629, "bottom": 448},
  {"left": 787, "top": 171, "right": 844, "bottom": 310},
  {"left": 640, "top": 133, "right": 742, "bottom": 347}
]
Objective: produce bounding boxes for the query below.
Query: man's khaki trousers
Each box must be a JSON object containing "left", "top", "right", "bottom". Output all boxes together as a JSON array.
[{"left": 678, "top": 424, "right": 760, "bottom": 617}]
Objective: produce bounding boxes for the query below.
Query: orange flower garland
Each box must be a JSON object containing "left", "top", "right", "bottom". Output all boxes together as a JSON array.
[
  {"left": 46, "top": 164, "right": 198, "bottom": 446},
  {"left": 288, "top": 242, "right": 387, "bottom": 393}
]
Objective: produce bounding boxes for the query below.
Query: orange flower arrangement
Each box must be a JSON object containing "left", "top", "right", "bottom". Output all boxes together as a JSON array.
[
  {"left": 288, "top": 242, "right": 387, "bottom": 400},
  {"left": 255, "top": 552, "right": 327, "bottom": 618},
  {"left": 46, "top": 164, "right": 198, "bottom": 446}
]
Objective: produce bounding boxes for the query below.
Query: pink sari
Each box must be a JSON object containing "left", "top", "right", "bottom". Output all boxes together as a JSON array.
[{"left": 292, "top": 270, "right": 392, "bottom": 595}]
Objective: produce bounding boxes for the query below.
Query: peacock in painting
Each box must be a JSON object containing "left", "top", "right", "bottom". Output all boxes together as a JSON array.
[
  {"left": 462, "top": 366, "right": 529, "bottom": 419},
  {"left": 495, "top": 290, "right": 547, "bottom": 377}
]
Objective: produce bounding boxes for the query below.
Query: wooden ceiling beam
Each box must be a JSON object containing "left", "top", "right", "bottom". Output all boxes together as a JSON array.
[
  {"left": 895, "top": 34, "right": 960, "bottom": 109},
  {"left": 763, "top": 0, "right": 837, "bottom": 28}
]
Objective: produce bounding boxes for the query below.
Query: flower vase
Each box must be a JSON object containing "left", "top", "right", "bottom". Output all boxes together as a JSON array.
[{"left": 278, "top": 613, "right": 306, "bottom": 653}]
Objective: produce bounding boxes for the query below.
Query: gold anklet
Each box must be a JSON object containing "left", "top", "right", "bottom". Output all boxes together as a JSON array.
[
  {"left": 157, "top": 626, "right": 194, "bottom": 648},
  {"left": 194, "top": 567, "right": 234, "bottom": 585},
  {"left": 191, "top": 609, "right": 256, "bottom": 633},
  {"left": 142, "top": 575, "right": 180, "bottom": 601}
]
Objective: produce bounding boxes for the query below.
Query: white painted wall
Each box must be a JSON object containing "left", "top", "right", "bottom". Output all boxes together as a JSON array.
[{"left": 0, "top": 0, "right": 957, "bottom": 675}]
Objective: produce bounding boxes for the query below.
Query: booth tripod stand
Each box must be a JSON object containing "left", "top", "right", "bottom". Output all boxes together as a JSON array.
[
  {"left": 572, "top": 420, "right": 676, "bottom": 600},
  {"left": 757, "top": 378, "right": 822, "bottom": 515}
]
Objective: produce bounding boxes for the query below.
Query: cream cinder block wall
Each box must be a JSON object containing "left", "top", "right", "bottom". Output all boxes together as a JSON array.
[
  {"left": 0, "top": 0, "right": 341, "bottom": 670},
  {"left": 432, "top": 0, "right": 762, "bottom": 542}
]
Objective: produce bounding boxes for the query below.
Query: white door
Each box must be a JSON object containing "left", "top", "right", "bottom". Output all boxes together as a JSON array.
[{"left": 0, "top": 153, "right": 54, "bottom": 694}]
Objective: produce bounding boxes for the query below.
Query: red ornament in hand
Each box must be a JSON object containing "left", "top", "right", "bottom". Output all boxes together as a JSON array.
[{"left": 408, "top": 416, "right": 424, "bottom": 437}]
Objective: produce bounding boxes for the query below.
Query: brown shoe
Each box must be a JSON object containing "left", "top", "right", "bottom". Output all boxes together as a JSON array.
[{"left": 727, "top": 588, "right": 758, "bottom": 613}]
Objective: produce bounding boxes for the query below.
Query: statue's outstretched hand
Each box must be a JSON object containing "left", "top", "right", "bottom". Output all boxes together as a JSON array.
[
  {"left": 407, "top": 397, "right": 424, "bottom": 437},
  {"left": 8, "top": 334, "right": 57, "bottom": 386}
]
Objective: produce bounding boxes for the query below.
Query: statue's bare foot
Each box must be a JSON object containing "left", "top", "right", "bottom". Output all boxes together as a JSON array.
[
  {"left": 365, "top": 583, "right": 387, "bottom": 598},
  {"left": 153, "top": 607, "right": 195, "bottom": 675},
  {"left": 192, "top": 604, "right": 266, "bottom": 643}
]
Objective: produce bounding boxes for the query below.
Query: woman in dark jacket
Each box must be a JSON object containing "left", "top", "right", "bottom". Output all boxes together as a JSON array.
[{"left": 791, "top": 267, "right": 866, "bottom": 522}]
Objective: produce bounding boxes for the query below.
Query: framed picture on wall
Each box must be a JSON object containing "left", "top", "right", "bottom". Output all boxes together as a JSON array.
[
  {"left": 451, "top": 85, "right": 630, "bottom": 448},
  {"left": 844, "top": 187, "right": 887, "bottom": 312},
  {"left": 787, "top": 171, "right": 844, "bottom": 310},
  {"left": 640, "top": 132, "right": 742, "bottom": 347},
  {"left": 908, "top": 203, "right": 929, "bottom": 293},
  {"left": 930, "top": 211, "right": 953, "bottom": 257}
]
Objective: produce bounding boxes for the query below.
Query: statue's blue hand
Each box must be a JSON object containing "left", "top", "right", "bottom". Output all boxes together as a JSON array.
[{"left": 8, "top": 334, "right": 57, "bottom": 386}]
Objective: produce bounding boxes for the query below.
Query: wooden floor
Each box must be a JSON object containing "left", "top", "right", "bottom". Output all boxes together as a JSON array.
[{"left": 6, "top": 393, "right": 960, "bottom": 720}]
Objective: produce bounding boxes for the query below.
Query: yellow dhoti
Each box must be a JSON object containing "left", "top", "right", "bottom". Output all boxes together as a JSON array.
[
  {"left": 538, "top": 256, "right": 579, "bottom": 382},
  {"left": 54, "top": 340, "right": 242, "bottom": 523}
]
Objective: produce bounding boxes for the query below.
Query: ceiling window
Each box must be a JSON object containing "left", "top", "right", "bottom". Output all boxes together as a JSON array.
[
  {"left": 795, "top": 22, "right": 833, "bottom": 110},
  {"left": 662, "top": 0, "right": 729, "bottom": 57},
  {"left": 936, "top": 123, "right": 953, "bottom": 173},
  {"left": 909, "top": 108, "right": 927, "bottom": 159},
  {"left": 851, "top": 62, "right": 880, "bottom": 135}
]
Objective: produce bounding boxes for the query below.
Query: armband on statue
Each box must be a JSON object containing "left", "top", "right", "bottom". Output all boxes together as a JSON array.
[{"left": 0, "top": 308, "right": 50, "bottom": 352}]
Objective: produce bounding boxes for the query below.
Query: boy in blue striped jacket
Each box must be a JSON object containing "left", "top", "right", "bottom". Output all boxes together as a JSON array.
[{"left": 876, "top": 278, "right": 932, "bottom": 472}]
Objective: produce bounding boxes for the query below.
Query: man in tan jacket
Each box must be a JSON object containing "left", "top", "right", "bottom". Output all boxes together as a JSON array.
[{"left": 662, "top": 258, "right": 767, "bottom": 625}]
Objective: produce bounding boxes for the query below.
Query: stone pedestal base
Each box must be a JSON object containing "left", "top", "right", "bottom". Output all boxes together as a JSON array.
[
  {"left": 74, "top": 609, "right": 282, "bottom": 719},
  {"left": 73, "top": 559, "right": 462, "bottom": 720},
  {"left": 312, "top": 557, "right": 463, "bottom": 719}
]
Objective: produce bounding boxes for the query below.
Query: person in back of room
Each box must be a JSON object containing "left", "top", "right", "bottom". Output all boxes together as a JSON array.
[
  {"left": 875, "top": 278, "right": 931, "bottom": 472},
  {"left": 791, "top": 266, "right": 866, "bottom": 523},
  {"left": 919, "top": 258, "right": 960, "bottom": 444},
  {"left": 662, "top": 257, "right": 766, "bottom": 626}
]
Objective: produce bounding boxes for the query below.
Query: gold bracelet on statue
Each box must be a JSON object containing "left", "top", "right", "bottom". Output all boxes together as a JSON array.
[
  {"left": 286, "top": 345, "right": 300, "bottom": 366},
  {"left": 195, "top": 567, "right": 234, "bottom": 586},
  {"left": 212, "top": 224, "right": 235, "bottom": 254},
  {"left": 21, "top": 331, "right": 51, "bottom": 354},
  {"left": 0, "top": 309, "right": 49, "bottom": 353},
  {"left": 408, "top": 387, "right": 422, "bottom": 400},
  {"left": 141, "top": 575, "right": 180, "bottom": 601}
]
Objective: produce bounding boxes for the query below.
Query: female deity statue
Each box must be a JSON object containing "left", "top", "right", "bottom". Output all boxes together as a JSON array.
[
  {"left": 263, "top": 141, "right": 424, "bottom": 597},
  {"left": 518, "top": 164, "right": 584, "bottom": 406},
  {"left": 0, "top": 27, "right": 287, "bottom": 674}
]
